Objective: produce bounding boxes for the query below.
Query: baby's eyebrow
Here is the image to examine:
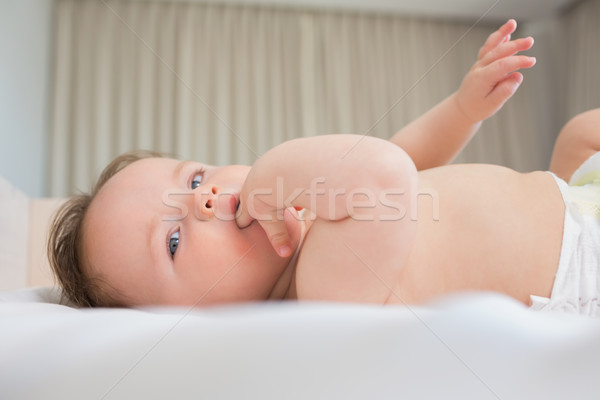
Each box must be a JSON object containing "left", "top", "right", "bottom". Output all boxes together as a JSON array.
[{"left": 172, "top": 160, "right": 194, "bottom": 182}]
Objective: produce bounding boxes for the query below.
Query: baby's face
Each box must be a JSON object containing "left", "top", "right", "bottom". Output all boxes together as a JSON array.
[{"left": 83, "top": 158, "right": 294, "bottom": 306}]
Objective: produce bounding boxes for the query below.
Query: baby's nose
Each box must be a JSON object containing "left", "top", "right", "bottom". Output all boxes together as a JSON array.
[
  {"left": 195, "top": 185, "right": 219, "bottom": 218},
  {"left": 194, "top": 185, "right": 236, "bottom": 221}
]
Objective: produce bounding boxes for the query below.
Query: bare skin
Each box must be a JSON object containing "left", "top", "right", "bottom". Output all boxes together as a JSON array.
[
  {"left": 391, "top": 165, "right": 564, "bottom": 306},
  {"left": 84, "top": 104, "right": 600, "bottom": 308},
  {"left": 83, "top": 20, "right": 567, "bottom": 308}
]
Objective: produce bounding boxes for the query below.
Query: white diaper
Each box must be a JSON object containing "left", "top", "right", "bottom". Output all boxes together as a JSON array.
[{"left": 530, "top": 153, "right": 600, "bottom": 317}]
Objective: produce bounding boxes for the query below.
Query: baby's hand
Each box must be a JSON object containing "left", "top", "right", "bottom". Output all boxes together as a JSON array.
[
  {"left": 236, "top": 184, "right": 294, "bottom": 258},
  {"left": 455, "top": 19, "right": 536, "bottom": 123}
]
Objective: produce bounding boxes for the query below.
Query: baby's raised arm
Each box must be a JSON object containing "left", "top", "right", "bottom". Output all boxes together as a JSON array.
[
  {"left": 391, "top": 19, "right": 536, "bottom": 170},
  {"left": 236, "top": 135, "right": 417, "bottom": 303},
  {"left": 550, "top": 109, "right": 600, "bottom": 182}
]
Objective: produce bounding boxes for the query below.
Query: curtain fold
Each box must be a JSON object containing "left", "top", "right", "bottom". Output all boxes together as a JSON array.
[{"left": 51, "top": 0, "right": 568, "bottom": 196}]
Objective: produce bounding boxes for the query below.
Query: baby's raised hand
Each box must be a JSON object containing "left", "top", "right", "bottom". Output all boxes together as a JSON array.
[
  {"left": 236, "top": 191, "right": 295, "bottom": 258},
  {"left": 455, "top": 19, "right": 536, "bottom": 123}
]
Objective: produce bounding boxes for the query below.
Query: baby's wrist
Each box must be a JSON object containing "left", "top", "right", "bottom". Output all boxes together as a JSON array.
[{"left": 452, "top": 91, "right": 480, "bottom": 126}]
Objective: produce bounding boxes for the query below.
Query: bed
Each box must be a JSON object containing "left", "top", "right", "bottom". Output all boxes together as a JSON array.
[{"left": 2, "top": 175, "right": 600, "bottom": 399}]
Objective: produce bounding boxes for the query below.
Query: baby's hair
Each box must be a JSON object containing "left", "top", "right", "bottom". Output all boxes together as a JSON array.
[{"left": 47, "top": 150, "right": 164, "bottom": 307}]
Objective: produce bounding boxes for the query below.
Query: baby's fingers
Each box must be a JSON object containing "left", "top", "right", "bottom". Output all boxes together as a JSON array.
[
  {"left": 235, "top": 198, "right": 255, "bottom": 229},
  {"left": 236, "top": 199, "right": 292, "bottom": 257},
  {"left": 486, "top": 72, "right": 523, "bottom": 107},
  {"left": 478, "top": 19, "right": 517, "bottom": 60},
  {"left": 485, "top": 55, "right": 536, "bottom": 84},
  {"left": 481, "top": 36, "right": 534, "bottom": 67},
  {"left": 259, "top": 218, "right": 293, "bottom": 258}
]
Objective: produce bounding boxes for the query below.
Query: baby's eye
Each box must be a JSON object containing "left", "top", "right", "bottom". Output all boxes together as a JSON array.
[
  {"left": 191, "top": 171, "right": 205, "bottom": 190},
  {"left": 168, "top": 231, "right": 179, "bottom": 257}
]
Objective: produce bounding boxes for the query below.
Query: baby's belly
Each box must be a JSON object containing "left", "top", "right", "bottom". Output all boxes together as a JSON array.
[{"left": 389, "top": 164, "right": 565, "bottom": 305}]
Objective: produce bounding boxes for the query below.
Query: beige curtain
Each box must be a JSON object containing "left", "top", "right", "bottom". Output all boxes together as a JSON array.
[{"left": 50, "top": 0, "right": 551, "bottom": 196}]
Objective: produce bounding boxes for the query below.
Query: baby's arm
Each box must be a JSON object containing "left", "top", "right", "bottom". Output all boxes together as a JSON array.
[
  {"left": 390, "top": 19, "right": 536, "bottom": 170},
  {"left": 236, "top": 135, "right": 417, "bottom": 303},
  {"left": 550, "top": 109, "right": 600, "bottom": 182}
]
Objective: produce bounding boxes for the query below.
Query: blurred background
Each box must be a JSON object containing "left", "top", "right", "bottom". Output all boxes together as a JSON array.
[{"left": 1, "top": 0, "right": 599, "bottom": 198}]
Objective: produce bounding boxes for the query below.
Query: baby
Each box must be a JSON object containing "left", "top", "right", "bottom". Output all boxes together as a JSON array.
[{"left": 48, "top": 20, "right": 597, "bottom": 314}]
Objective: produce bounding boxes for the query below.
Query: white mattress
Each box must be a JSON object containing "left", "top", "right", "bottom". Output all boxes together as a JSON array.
[{"left": 2, "top": 288, "right": 600, "bottom": 399}]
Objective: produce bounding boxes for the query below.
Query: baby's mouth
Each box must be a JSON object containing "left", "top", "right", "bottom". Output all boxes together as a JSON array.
[
  {"left": 233, "top": 195, "right": 248, "bottom": 229},
  {"left": 233, "top": 194, "right": 257, "bottom": 230}
]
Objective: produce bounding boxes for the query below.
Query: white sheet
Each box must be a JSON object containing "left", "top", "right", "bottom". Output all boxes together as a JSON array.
[{"left": 2, "top": 290, "right": 600, "bottom": 399}]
